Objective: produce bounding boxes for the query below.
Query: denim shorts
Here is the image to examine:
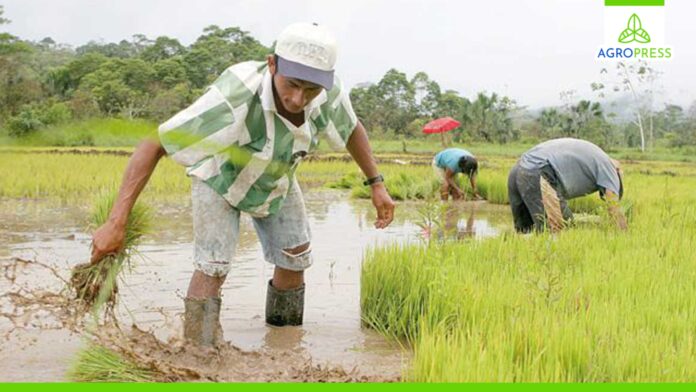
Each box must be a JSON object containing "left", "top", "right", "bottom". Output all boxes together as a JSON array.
[
  {"left": 507, "top": 163, "right": 573, "bottom": 233},
  {"left": 191, "top": 177, "right": 312, "bottom": 277}
]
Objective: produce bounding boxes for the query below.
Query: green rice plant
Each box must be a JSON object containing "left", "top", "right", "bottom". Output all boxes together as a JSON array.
[
  {"left": 361, "top": 173, "right": 696, "bottom": 381},
  {"left": 353, "top": 172, "right": 439, "bottom": 201},
  {"left": 0, "top": 150, "right": 189, "bottom": 202},
  {"left": 326, "top": 170, "right": 363, "bottom": 190},
  {"left": 70, "top": 193, "right": 151, "bottom": 312},
  {"left": 567, "top": 194, "right": 604, "bottom": 214},
  {"left": 0, "top": 148, "right": 679, "bottom": 234},
  {"left": 327, "top": 164, "right": 439, "bottom": 201},
  {"left": 463, "top": 170, "right": 510, "bottom": 204},
  {"left": 327, "top": 164, "right": 629, "bottom": 217},
  {"left": 67, "top": 343, "right": 155, "bottom": 382},
  {"left": 330, "top": 167, "right": 506, "bottom": 203}
]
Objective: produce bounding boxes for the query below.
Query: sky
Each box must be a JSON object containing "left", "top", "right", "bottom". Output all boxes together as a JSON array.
[{"left": 2, "top": 0, "right": 694, "bottom": 109}]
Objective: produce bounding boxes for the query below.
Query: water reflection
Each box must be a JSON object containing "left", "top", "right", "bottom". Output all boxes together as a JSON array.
[
  {"left": 262, "top": 325, "right": 306, "bottom": 353},
  {"left": 440, "top": 202, "right": 476, "bottom": 240},
  {"left": 419, "top": 201, "right": 504, "bottom": 243}
]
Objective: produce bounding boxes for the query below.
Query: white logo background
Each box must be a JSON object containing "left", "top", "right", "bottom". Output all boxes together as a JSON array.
[{"left": 604, "top": 6, "right": 665, "bottom": 46}]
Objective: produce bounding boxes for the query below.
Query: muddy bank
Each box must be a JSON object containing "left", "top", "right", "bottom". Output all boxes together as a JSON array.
[
  {"left": 87, "top": 324, "right": 401, "bottom": 382},
  {"left": 0, "top": 255, "right": 404, "bottom": 382}
]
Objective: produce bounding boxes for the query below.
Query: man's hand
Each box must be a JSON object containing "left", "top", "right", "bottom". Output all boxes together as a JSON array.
[
  {"left": 605, "top": 190, "right": 628, "bottom": 231},
  {"left": 371, "top": 183, "right": 395, "bottom": 229},
  {"left": 90, "top": 220, "right": 126, "bottom": 264},
  {"left": 344, "top": 121, "right": 395, "bottom": 228},
  {"left": 451, "top": 187, "right": 465, "bottom": 201}
]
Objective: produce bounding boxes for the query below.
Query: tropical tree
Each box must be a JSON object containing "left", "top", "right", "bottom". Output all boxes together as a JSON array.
[
  {"left": 0, "top": 5, "right": 9, "bottom": 25},
  {"left": 411, "top": 71, "right": 441, "bottom": 117},
  {"left": 464, "top": 92, "right": 516, "bottom": 143},
  {"left": 140, "top": 36, "right": 185, "bottom": 63},
  {"left": 594, "top": 60, "right": 661, "bottom": 151}
]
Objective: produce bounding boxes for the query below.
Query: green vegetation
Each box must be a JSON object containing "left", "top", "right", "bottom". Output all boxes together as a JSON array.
[
  {"left": 1, "top": 16, "right": 270, "bottom": 134},
  {"left": 0, "top": 149, "right": 188, "bottom": 201},
  {"left": 67, "top": 343, "right": 155, "bottom": 382},
  {"left": 328, "top": 159, "right": 603, "bottom": 213},
  {"left": 0, "top": 147, "right": 650, "bottom": 220},
  {"left": 2, "top": 147, "right": 692, "bottom": 382},
  {"left": 4, "top": 4, "right": 696, "bottom": 382},
  {"left": 70, "top": 193, "right": 151, "bottom": 311},
  {"left": 361, "top": 173, "right": 696, "bottom": 381},
  {"left": 0, "top": 118, "right": 157, "bottom": 147},
  {"left": 3, "top": 4, "right": 696, "bottom": 152}
]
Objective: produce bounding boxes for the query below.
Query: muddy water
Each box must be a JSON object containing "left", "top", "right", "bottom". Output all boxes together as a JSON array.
[{"left": 0, "top": 190, "right": 512, "bottom": 381}]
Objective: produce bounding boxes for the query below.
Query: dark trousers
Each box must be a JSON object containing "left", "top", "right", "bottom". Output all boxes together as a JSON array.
[{"left": 507, "top": 163, "right": 573, "bottom": 233}]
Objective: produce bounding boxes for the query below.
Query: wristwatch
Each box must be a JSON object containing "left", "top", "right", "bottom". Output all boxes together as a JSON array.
[{"left": 363, "top": 174, "right": 385, "bottom": 186}]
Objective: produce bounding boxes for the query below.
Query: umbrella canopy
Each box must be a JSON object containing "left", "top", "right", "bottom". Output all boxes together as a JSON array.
[{"left": 422, "top": 117, "right": 461, "bottom": 134}]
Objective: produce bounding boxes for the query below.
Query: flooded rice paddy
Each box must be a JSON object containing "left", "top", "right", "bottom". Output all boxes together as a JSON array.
[{"left": 0, "top": 189, "right": 511, "bottom": 381}]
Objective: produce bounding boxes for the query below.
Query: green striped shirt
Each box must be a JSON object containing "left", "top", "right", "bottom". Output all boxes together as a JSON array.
[{"left": 158, "top": 61, "right": 358, "bottom": 217}]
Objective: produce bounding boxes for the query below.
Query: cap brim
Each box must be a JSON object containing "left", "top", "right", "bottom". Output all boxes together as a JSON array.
[{"left": 276, "top": 56, "right": 334, "bottom": 90}]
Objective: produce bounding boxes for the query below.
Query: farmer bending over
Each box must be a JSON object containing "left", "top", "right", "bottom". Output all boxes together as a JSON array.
[
  {"left": 432, "top": 148, "right": 480, "bottom": 201},
  {"left": 507, "top": 138, "right": 626, "bottom": 233},
  {"left": 89, "top": 23, "right": 395, "bottom": 346}
]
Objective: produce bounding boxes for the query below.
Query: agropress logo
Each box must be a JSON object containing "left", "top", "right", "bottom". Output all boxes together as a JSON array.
[
  {"left": 618, "top": 14, "right": 650, "bottom": 43},
  {"left": 598, "top": 1, "right": 672, "bottom": 60}
]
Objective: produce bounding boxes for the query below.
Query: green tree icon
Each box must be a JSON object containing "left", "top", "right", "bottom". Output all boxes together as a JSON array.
[{"left": 618, "top": 14, "right": 651, "bottom": 44}]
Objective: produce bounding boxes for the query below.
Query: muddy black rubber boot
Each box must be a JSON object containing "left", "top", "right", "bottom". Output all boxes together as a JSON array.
[
  {"left": 184, "top": 297, "right": 222, "bottom": 347},
  {"left": 265, "top": 280, "right": 305, "bottom": 326}
]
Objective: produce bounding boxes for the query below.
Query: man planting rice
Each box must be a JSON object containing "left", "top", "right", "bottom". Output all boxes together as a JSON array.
[
  {"left": 507, "top": 138, "right": 626, "bottom": 233},
  {"left": 89, "top": 23, "right": 395, "bottom": 346}
]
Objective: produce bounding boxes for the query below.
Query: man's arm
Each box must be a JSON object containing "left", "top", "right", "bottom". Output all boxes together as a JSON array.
[
  {"left": 345, "top": 121, "right": 395, "bottom": 229},
  {"left": 91, "top": 138, "right": 167, "bottom": 263},
  {"left": 605, "top": 190, "right": 628, "bottom": 230},
  {"left": 469, "top": 173, "right": 482, "bottom": 200}
]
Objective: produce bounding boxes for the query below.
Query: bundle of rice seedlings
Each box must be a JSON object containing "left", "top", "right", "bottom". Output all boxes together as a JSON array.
[
  {"left": 70, "top": 192, "right": 151, "bottom": 311},
  {"left": 540, "top": 176, "right": 565, "bottom": 232},
  {"left": 68, "top": 343, "right": 155, "bottom": 382}
]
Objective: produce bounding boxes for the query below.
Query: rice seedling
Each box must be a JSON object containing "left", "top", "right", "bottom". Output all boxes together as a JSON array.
[
  {"left": 67, "top": 343, "right": 155, "bottom": 382},
  {"left": 463, "top": 171, "right": 510, "bottom": 204},
  {"left": 361, "top": 173, "right": 696, "bottom": 381},
  {"left": 70, "top": 193, "right": 151, "bottom": 312},
  {"left": 0, "top": 150, "right": 189, "bottom": 202},
  {"left": 329, "top": 164, "right": 610, "bottom": 216}
]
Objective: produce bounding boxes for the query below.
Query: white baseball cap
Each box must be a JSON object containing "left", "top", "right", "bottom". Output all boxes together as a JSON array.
[{"left": 274, "top": 22, "right": 337, "bottom": 90}]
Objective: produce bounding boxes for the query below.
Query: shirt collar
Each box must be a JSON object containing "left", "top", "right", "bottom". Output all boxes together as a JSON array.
[{"left": 259, "top": 69, "right": 277, "bottom": 112}]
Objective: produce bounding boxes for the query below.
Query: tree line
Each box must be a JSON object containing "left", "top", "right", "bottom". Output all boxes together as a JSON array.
[{"left": 2, "top": 5, "right": 695, "bottom": 149}]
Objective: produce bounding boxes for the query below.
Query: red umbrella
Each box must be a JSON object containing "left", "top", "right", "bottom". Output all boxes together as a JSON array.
[
  {"left": 423, "top": 117, "right": 460, "bottom": 146},
  {"left": 422, "top": 117, "right": 461, "bottom": 134}
]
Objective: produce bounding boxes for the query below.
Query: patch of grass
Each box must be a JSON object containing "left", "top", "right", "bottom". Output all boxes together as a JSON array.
[
  {"left": 67, "top": 343, "right": 155, "bottom": 382},
  {"left": 361, "top": 174, "right": 696, "bottom": 381},
  {"left": 328, "top": 162, "right": 608, "bottom": 215},
  {"left": 0, "top": 150, "right": 188, "bottom": 202},
  {"left": 0, "top": 147, "right": 679, "bottom": 221},
  {"left": 1, "top": 118, "right": 157, "bottom": 147},
  {"left": 470, "top": 171, "right": 509, "bottom": 204}
]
